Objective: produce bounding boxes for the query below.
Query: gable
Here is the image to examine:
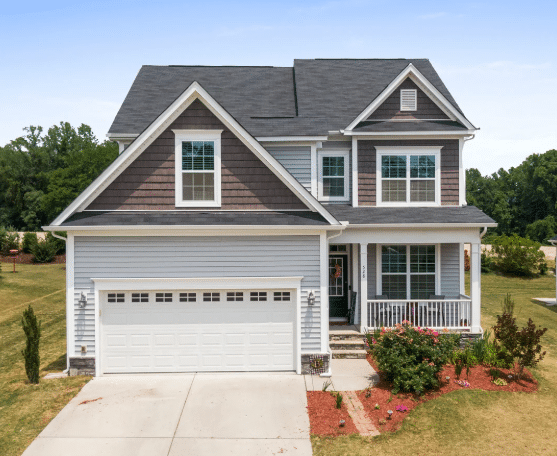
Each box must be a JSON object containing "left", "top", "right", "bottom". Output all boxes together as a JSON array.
[
  {"left": 86, "top": 99, "right": 308, "bottom": 211},
  {"left": 367, "top": 78, "right": 450, "bottom": 121}
]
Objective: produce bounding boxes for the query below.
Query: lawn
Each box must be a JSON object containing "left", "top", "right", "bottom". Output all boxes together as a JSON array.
[
  {"left": 0, "top": 263, "right": 90, "bottom": 456},
  {"left": 312, "top": 271, "right": 557, "bottom": 455}
]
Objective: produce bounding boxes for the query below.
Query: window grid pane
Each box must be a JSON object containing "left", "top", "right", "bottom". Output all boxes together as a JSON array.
[
  {"left": 410, "top": 246, "right": 436, "bottom": 273},
  {"left": 203, "top": 292, "right": 220, "bottom": 302},
  {"left": 322, "top": 156, "right": 344, "bottom": 177},
  {"left": 382, "top": 275, "right": 407, "bottom": 300},
  {"left": 382, "top": 246, "right": 407, "bottom": 273},
  {"left": 182, "top": 172, "right": 215, "bottom": 201},
  {"left": 179, "top": 292, "right": 196, "bottom": 302},
  {"left": 323, "top": 177, "right": 344, "bottom": 197},
  {"left": 382, "top": 180, "right": 406, "bottom": 202},
  {"left": 410, "top": 180, "right": 435, "bottom": 202},
  {"left": 227, "top": 292, "right": 243, "bottom": 302},
  {"left": 410, "top": 155, "right": 435, "bottom": 178},
  {"left": 382, "top": 155, "right": 406, "bottom": 178},
  {"left": 410, "top": 275, "right": 436, "bottom": 299},
  {"left": 182, "top": 141, "right": 214, "bottom": 171},
  {"left": 250, "top": 292, "right": 267, "bottom": 301}
]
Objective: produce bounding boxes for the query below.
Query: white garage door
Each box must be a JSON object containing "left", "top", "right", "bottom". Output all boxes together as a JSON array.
[{"left": 100, "top": 289, "right": 296, "bottom": 374}]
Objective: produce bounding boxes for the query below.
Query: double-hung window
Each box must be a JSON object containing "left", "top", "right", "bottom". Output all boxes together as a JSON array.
[
  {"left": 376, "top": 147, "right": 441, "bottom": 206},
  {"left": 380, "top": 245, "right": 438, "bottom": 300},
  {"left": 173, "top": 130, "right": 222, "bottom": 207},
  {"left": 318, "top": 151, "right": 349, "bottom": 201}
]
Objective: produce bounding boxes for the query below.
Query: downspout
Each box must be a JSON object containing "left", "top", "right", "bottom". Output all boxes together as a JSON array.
[
  {"left": 480, "top": 226, "right": 488, "bottom": 239},
  {"left": 51, "top": 232, "right": 70, "bottom": 373}
]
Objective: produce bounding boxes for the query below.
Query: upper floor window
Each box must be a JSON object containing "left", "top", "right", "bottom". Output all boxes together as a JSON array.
[
  {"left": 376, "top": 147, "right": 441, "bottom": 206},
  {"left": 318, "top": 151, "right": 349, "bottom": 202},
  {"left": 400, "top": 89, "right": 417, "bottom": 111},
  {"left": 173, "top": 130, "right": 222, "bottom": 207}
]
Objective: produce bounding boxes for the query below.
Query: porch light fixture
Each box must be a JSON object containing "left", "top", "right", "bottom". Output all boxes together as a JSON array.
[
  {"left": 78, "top": 292, "right": 87, "bottom": 308},
  {"left": 308, "top": 291, "right": 315, "bottom": 306}
]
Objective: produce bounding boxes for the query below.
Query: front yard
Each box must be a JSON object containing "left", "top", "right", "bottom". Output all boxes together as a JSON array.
[
  {"left": 1, "top": 263, "right": 556, "bottom": 455},
  {"left": 0, "top": 263, "right": 90, "bottom": 456},
  {"left": 312, "top": 271, "right": 557, "bottom": 455}
]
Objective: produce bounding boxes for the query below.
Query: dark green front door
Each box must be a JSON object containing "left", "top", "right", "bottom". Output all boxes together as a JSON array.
[{"left": 329, "top": 255, "right": 348, "bottom": 318}]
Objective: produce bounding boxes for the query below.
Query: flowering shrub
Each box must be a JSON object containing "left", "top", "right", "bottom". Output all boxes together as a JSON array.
[
  {"left": 370, "top": 321, "right": 459, "bottom": 394},
  {"left": 395, "top": 405, "right": 408, "bottom": 413},
  {"left": 454, "top": 380, "right": 470, "bottom": 388}
]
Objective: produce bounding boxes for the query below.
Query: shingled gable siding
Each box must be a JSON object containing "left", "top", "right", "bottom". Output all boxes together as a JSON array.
[
  {"left": 86, "top": 99, "right": 307, "bottom": 211},
  {"left": 72, "top": 235, "right": 323, "bottom": 357},
  {"left": 358, "top": 139, "right": 459, "bottom": 206},
  {"left": 367, "top": 78, "right": 450, "bottom": 121}
]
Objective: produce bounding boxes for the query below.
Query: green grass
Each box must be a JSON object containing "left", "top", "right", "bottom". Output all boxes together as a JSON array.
[
  {"left": 313, "top": 271, "right": 557, "bottom": 455},
  {"left": 0, "top": 263, "right": 90, "bottom": 456}
]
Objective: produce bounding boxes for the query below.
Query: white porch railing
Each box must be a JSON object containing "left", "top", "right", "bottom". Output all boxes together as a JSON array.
[{"left": 366, "top": 296, "right": 472, "bottom": 330}]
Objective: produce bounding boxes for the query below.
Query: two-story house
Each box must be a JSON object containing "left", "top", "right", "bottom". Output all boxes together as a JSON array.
[{"left": 45, "top": 59, "right": 496, "bottom": 376}]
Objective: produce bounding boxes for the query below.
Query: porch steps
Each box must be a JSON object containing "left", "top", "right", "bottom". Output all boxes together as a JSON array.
[{"left": 329, "top": 325, "right": 368, "bottom": 359}]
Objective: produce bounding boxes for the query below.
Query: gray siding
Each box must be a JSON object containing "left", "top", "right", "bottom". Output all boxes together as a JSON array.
[
  {"left": 73, "top": 235, "right": 322, "bottom": 356},
  {"left": 440, "top": 243, "right": 461, "bottom": 297},
  {"left": 266, "top": 146, "right": 312, "bottom": 192}
]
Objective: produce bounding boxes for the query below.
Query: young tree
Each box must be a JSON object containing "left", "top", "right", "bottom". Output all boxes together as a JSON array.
[{"left": 21, "top": 305, "right": 41, "bottom": 384}]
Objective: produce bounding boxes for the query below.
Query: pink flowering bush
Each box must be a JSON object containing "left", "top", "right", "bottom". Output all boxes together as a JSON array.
[{"left": 369, "top": 322, "right": 459, "bottom": 394}]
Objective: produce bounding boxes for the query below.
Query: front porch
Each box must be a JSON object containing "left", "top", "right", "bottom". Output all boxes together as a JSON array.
[{"left": 328, "top": 237, "right": 482, "bottom": 334}]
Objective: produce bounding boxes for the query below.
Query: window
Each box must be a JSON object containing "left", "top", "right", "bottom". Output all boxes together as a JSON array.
[
  {"left": 274, "top": 291, "right": 291, "bottom": 301},
  {"left": 329, "top": 245, "right": 347, "bottom": 252},
  {"left": 155, "top": 292, "right": 173, "bottom": 302},
  {"left": 318, "top": 151, "right": 349, "bottom": 201},
  {"left": 107, "top": 293, "right": 125, "bottom": 303},
  {"left": 380, "top": 245, "right": 437, "bottom": 300},
  {"left": 400, "top": 89, "right": 417, "bottom": 111},
  {"left": 203, "top": 292, "right": 220, "bottom": 302},
  {"left": 179, "top": 292, "right": 196, "bottom": 302},
  {"left": 131, "top": 293, "right": 149, "bottom": 303},
  {"left": 250, "top": 291, "right": 267, "bottom": 301},
  {"left": 173, "top": 130, "right": 222, "bottom": 207},
  {"left": 227, "top": 292, "right": 243, "bottom": 301},
  {"left": 376, "top": 148, "right": 441, "bottom": 205}
]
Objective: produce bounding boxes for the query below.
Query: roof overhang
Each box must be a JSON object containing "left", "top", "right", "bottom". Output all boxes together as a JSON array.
[
  {"left": 51, "top": 81, "right": 340, "bottom": 227},
  {"left": 345, "top": 223, "right": 497, "bottom": 229},
  {"left": 344, "top": 130, "right": 476, "bottom": 137},
  {"left": 344, "top": 63, "right": 476, "bottom": 132}
]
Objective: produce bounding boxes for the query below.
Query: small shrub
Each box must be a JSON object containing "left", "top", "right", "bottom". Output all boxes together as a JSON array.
[
  {"left": 493, "top": 297, "right": 548, "bottom": 379},
  {"left": 0, "top": 228, "right": 20, "bottom": 254},
  {"left": 22, "top": 232, "right": 39, "bottom": 253},
  {"left": 490, "top": 234, "right": 545, "bottom": 276},
  {"left": 464, "top": 249, "right": 470, "bottom": 271},
  {"left": 331, "top": 392, "right": 343, "bottom": 409},
  {"left": 45, "top": 231, "right": 66, "bottom": 254},
  {"left": 22, "top": 305, "right": 41, "bottom": 384},
  {"left": 452, "top": 347, "right": 477, "bottom": 379},
  {"left": 481, "top": 251, "right": 494, "bottom": 273},
  {"left": 31, "top": 239, "right": 57, "bottom": 263},
  {"left": 371, "top": 322, "right": 459, "bottom": 394}
]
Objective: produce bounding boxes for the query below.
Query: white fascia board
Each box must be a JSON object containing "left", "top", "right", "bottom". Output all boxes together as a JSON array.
[
  {"left": 52, "top": 81, "right": 340, "bottom": 227},
  {"left": 346, "top": 223, "right": 497, "bottom": 228},
  {"left": 345, "top": 63, "right": 476, "bottom": 132},
  {"left": 42, "top": 225, "right": 338, "bottom": 232},
  {"left": 92, "top": 276, "right": 304, "bottom": 291},
  {"left": 106, "top": 133, "right": 138, "bottom": 139},
  {"left": 256, "top": 136, "right": 328, "bottom": 142},
  {"left": 344, "top": 130, "right": 476, "bottom": 137}
]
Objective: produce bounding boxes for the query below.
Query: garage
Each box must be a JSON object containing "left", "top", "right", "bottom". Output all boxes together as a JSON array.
[{"left": 100, "top": 287, "right": 297, "bottom": 374}]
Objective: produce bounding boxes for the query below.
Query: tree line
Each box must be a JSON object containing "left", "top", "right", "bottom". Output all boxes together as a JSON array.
[
  {"left": 466, "top": 149, "right": 557, "bottom": 244},
  {"left": 0, "top": 123, "right": 118, "bottom": 230}
]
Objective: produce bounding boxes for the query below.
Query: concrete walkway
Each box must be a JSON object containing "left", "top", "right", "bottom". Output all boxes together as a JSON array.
[
  {"left": 304, "top": 358, "right": 379, "bottom": 392},
  {"left": 23, "top": 373, "right": 312, "bottom": 456}
]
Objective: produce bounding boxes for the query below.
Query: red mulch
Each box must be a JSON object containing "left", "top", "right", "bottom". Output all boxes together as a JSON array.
[
  {"left": 0, "top": 253, "right": 66, "bottom": 265},
  {"left": 306, "top": 391, "right": 359, "bottom": 436},
  {"left": 358, "top": 354, "right": 538, "bottom": 434}
]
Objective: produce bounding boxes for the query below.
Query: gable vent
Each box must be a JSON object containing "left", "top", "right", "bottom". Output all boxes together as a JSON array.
[{"left": 400, "top": 89, "right": 417, "bottom": 111}]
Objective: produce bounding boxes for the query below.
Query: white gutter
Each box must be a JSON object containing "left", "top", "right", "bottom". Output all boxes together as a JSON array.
[
  {"left": 480, "top": 226, "right": 488, "bottom": 238},
  {"left": 345, "top": 223, "right": 498, "bottom": 229},
  {"left": 42, "top": 225, "right": 344, "bottom": 232}
]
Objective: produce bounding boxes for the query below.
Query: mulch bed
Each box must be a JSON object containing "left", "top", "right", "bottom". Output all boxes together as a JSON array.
[
  {"left": 307, "top": 391, "right": 358, "bottom": 436},
  {"left": 0, "top": 253, "right": 66, "bottom": 265},
  {"left": 358, "top": 354, "right": 538, "bottom": 434}
]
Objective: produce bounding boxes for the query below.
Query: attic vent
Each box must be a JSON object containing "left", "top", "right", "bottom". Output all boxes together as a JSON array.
[{"left": 400, "top": 89, "right": 417, "bottom": 111}]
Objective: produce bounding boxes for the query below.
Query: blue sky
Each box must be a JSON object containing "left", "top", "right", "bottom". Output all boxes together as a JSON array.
[{"left": 1, "top": 0, "right": 555, "bottom": 174}]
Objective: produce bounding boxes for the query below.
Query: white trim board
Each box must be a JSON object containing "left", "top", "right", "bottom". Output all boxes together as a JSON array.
[
  {"left": 51, "top": 81, "right": 340, "bottom": 227},
  {"left": 345, "top": 64, "right": 476, "bottom": 132}
]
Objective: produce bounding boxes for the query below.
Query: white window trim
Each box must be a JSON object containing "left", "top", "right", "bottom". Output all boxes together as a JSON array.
[
  {"left": 376, "top": 244, "right": 441, "bottom": 299},
  {"left": 376, "top": 146, "right": 442, "bottom": 207},
  {"left": 173, "top": 129, "right": 222, "bottom": 208},
  {"left": 318, "top": 150, "right": 350, "bottom": 202},
  {"left": 400, "top": 89, "right": 417, "bottom": 111}
]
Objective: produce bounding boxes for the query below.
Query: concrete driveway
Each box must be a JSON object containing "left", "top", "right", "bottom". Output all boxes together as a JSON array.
[{"left": 23, "top": 373, "right": 312, "bottom": 456}]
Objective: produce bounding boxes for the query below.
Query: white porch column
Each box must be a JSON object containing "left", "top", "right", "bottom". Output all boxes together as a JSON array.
[
  {"left": 360, "top": 243, "right": 368, "bottom": 329},
  {"left": 470, "top": 243, "right": 481, "bottom": 332}
]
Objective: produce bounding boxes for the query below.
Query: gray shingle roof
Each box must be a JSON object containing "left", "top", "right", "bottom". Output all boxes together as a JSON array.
[
  {"left": 108, "top": 59, "right": 469, "bottom": 138},
  {"left": 325, "top": 205, "right": 497, "bottom": 226},
  {"left": 60, "top": 211, "right": 331, "bottom": 227}
]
